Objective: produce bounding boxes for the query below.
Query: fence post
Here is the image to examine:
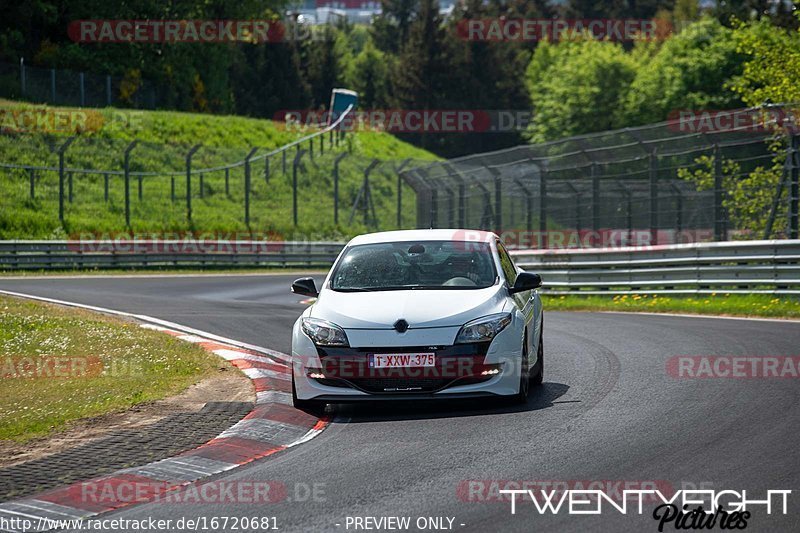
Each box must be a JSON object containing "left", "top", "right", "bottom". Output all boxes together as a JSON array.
[
  {"left": 395, "top": 159, "right": 412, "bottom": 229},
  {"left": 50, "top": 68, "right": 56, "bottom": 102},
  {"left": 68, "top": 172, "right": 73, "bottom": 203},
  {"left": 492, "top": 169, "right": 502, "bottom": 234},
  {"left": 264, "top": 157, "right": 270, "bottom": 184},
  {"left": 79, "top": 72, "right": 85, "bottom": 106},
  {"left": 790, "top": 134, "right": 799, "bottom": 239},
  {"left": 185, "top": 144, "right": 201, "bottom": 223},
  {"left": 138, "top": 174, "right": 143, "bottom": 201},
  {"left": 713, "top": 144, "right": 724, "bottom": 241},
  {"left": 106, "top": 76, "right": 112, "bottom": 105},
  {"left": 649, "top": 149, "right": 658, "bottom": 245},
  {"left": 292, "top": 149, "right": 306, "bottom": 226},
  {"left": 282, "top": 150, "right": 287, "bottom": 174},
  {"left": 431, "top": 189, "right": 439, "bottom": 229},
  {"left": 591, "top": 163, "right": 600, "bottom": 246},
  {"left": 444, "top": 163, "right": 466, "bottom": 228},
  {"left": 618, "top": 182, "right": 632, "bottom": 246},
  {"left": 329, "top": 129, "right": 334, "bottom": 150},
  {"left": 539, "top": 165, "right": 547, "bottom": 247},
  {"left": 28, "top": 168, "right": 35, "bottom": 199},
  {"left": 364, "top": 160, "right": 378, "bottom": 226},
  {"left": 224, "top": 167, "right": 230, "bottom": 195},
  {"left": 104, "top": 173, "right": 109, "bottom": 202},
  {"left": 244, "top": 147, "right": 258, "bottom": 227},
  {"left": 333, "top": 152, "right": 347, "bottom": 225},
  {"left": 124, "top": 141, "right": 138, "bottom": 227},
  {"left": 349, "top": 160, "right": 380, "bottom": 227},
  {"left": 671, "top": 183, "right": 683, "bottom": 240},
  {"left": 320, "top": 133, "right": 324, "bottom": 156},
  {"left": 19, "top": 58, "right": 26, "bottom": 97},
  {"left": 171, "top": 177, "right": 175, "bottom": 202},
  {"left": 514, "top": 178, "right": 534, "bottom": 234},
  {"left": 309, "top": 138, "right": 314, "bottom": 159},
  {"left": 57, "top": 137, "right": 76, "bottom": 224}
]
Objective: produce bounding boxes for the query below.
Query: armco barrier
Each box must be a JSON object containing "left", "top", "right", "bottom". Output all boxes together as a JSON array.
[
  {"left": 1, "top": 239, "right": 799, "bottom": 295},
  {"left": 512, "top": 240, "right": 800, "bottom": 295},
  {"left": 0, "top": 240, "right": 345, "bottom": 270}
]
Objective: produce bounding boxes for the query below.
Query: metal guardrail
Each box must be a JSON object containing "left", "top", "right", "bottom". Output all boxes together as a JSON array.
[
  {"left": 512, "top": 240, "right": 800, "bottom": 295},
  {"left": 0, "top": 241, "right": 345, "bottom": 270},
  {"left": 1, "top": 239, "right": 799, "bottom": 295}
]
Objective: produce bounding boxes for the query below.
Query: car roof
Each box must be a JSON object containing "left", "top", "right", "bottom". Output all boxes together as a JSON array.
[{"left": 346, "top": 229, "right": 499, "bottom": 246}]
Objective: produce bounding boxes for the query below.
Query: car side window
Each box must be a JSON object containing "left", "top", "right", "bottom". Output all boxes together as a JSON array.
[{"left": 496, "top": 242, "right": 518, "bottom": 286}]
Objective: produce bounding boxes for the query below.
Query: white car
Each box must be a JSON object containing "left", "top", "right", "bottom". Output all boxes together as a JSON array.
[{"left": 289, "top": 229, "right": 543, "bottom": 409}]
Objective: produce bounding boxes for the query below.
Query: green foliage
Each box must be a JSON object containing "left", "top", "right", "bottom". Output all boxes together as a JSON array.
[
  {"left": 677, "top": 152, "right": 785, "bottom": 238},
  {"left": 543, "top": 293, "right": 800, "bottom": 319},
  {"left": 524, "top": 36, "right": 638, "bottom": 142},
  {"left": 0, "top": 100, "right": 439, "bottom": 239},
  {"left": 729, "top": 19, "right": 800, "bottom": 107},
  {"left": 621, "top": 18, "right": 745, "bottom": 126},
  {"left": 0, "top": 294, "right": 224, "bottom": 441},
  {"left": 345, "top": 40, "right": 390, "bottom": 109}
]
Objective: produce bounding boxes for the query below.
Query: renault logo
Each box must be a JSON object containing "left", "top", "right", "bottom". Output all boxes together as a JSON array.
[{"left": 394, "top": 319, "right": 409, "bottom": 333}]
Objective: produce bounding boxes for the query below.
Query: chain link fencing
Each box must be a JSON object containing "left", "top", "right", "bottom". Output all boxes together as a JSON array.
[{"left": 402, "top": 105, "right": 800, "bottom": 249}]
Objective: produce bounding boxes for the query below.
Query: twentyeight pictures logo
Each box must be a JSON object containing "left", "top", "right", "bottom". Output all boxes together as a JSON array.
[{"left": 498, "top": 489, "right": 791, "bottom": 531}]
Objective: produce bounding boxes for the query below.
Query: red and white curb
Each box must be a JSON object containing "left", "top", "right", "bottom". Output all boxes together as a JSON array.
[{"left": 0, "top": 291, "right": 328, "bottom": 532}]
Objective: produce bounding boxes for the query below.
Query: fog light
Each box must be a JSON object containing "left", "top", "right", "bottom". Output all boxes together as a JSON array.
[
  {"left": 307, "top": 369, "right": 325, "bottom": 379},
  {"left": 481, "top": 368, "right": 501, "bottom": 376}
]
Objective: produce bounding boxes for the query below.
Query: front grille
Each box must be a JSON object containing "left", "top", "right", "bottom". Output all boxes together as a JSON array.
[
  {"left": 349, "top": 376, "right": 452, "bottom": 393},
  {"left": 312, "top": 343, "right": 495, "bottom": 394},
  {"left": 314, "top": 378, "right": 350, "bottom": 388},
  {"left": 311, "top": 374, "right": 493, "bottom": 393}
]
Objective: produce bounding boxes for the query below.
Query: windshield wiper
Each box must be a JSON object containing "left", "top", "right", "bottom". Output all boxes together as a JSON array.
[{"left": 334, "top": 285, "right": 417, "bottom": 292}]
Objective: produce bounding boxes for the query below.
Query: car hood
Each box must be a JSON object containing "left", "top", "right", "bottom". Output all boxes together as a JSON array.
[{"left": 309, "top": 284, "right": 508, "bottom": 329}]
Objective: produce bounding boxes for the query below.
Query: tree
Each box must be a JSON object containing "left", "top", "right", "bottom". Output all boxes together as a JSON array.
[
  {"left": 524, "top": 36, "right": 638, "bottom": 142},
  {"left": 346, "top": 40, "right": 390, "bottom": 109},
  {"left": 373, "top": 0, "right": 419, "bottom": 53},
  {"left": 729, "top": 19, "right": 800, "bottom": 106},
  {"left": 306, "top": 26, "right": 346, "bottom": 108},
  {"left": 620, "top": 18, "right": 746, "bottom": 126},
  {"left": 390, "top": 0, "right": 450, "bottom": 148}
]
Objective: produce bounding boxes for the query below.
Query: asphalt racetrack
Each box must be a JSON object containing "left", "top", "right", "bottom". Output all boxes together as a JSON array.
[{"left": 1, "top": 274, "right": 798, "bottom": 532}]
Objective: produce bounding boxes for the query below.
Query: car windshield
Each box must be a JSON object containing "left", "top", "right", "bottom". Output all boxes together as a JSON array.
[{"left": 330, "top": 241, "right": 497, "bottom": 291}]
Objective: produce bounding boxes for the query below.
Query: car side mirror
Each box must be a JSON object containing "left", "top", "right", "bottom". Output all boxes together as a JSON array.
[
  {"left": 291, "top": 277, "right": 319, "bottom": 298},
  {"left": 509, "top": 272, "right": 542, "bottom": 294}
]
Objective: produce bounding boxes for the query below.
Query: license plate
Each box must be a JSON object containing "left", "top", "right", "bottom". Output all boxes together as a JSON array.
[{"left": 370, "top": 353, "right": 435, "bottom": 368}]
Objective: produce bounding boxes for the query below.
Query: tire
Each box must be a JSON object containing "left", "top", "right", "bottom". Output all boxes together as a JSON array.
[
  {"left": 531, "top": 331, "right": 544, "bottom": 386},
  {"left": 292, "top": 373, "right": 325, "bottom": 412},
  {"left": 511, "top": 331, "right": 531, "bottom": 404}
]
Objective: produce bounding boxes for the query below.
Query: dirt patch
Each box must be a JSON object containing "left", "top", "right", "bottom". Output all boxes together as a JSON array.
[{"left": 0, "top": 367, "right": 254, "bottom": 468}]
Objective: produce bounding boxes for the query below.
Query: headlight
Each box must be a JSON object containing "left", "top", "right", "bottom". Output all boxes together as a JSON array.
[
  {"left": 301, "top": 317, "right": 349, "bottom": 346},
  {"left": 455, "top": 313, "right": 512, "bottom": 344}
]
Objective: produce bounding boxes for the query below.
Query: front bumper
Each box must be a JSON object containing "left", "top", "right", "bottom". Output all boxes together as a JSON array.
[{"left": 291, "top": 320, "right": 523, "bottom": 401}]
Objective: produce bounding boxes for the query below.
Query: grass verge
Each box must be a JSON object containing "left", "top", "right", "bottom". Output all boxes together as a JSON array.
[
  {"left": 0, "top": 295, "right": 225, "bottom": 441},
  {"left": 0, "top": 99, "right": 439, "bottom": 239},
  {"left": 541, "top": 293, "right": 800, "bottom": 319}
]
